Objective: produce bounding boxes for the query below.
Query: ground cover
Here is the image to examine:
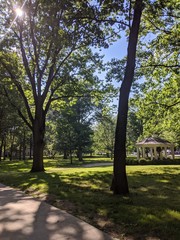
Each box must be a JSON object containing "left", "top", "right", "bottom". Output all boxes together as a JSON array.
[{"left": 0, "top": 158, "right": 179, "bottom": 240}]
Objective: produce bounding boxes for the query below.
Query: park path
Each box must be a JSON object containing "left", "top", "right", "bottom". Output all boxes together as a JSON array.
[
  {"left": 0, "top": 183, "right": 116, "bottom": 240},
  {"left": 82, "top": 162, "right": 113, "bottom": 168}
]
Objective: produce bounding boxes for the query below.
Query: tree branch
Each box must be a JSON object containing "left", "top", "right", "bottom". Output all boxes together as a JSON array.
[
  {"left": 0, "top": 58, "right": 34, "bottom": 125},
  {"left": 41, "top": 47, "right": 75, "bottom": 105},
  {"left": 144, "top": 100, "right": 180, "bottom": 109},
  {"left": 141, "top": 64, "right": 180, "bottom": 68},
  {"left": 18, "top": 24, "right": 37, "bottom": 103},
  {"left": 2, "top": 86, "right": 33, "bottom": 131},
  {"left": 29, "top": 1, "right": 41, "bottom": 96},
  {"left": 144, "top": 16, "right": 172, "bottom": 34},
  {"left": 72, "top": 15, "right": 129, "bottom": 28}
]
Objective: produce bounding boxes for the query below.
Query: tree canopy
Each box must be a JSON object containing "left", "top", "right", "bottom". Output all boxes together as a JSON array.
[
  {"left": 0, "top": 0, "right": 122, "bottom": 171},
  {"left": 0, "top": 0, "right": 179, "bottom": 195}
]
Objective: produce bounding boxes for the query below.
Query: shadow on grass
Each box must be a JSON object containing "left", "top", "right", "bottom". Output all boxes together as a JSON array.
[
  {"left": 0, "top": 184, "right": 111, "bottom": 240},
  {"left": 0, "top": 163, "right": 179, "bottom": 240}
]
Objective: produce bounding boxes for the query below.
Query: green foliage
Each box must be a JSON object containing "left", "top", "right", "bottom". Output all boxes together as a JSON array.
[
  {"left": 129, "top": 0, "right": 180, "bottom": 147},
  {"left": 93, "top": 112, "right": 116, "bottom": 158},
  {"left": 133, "top": 66, "right": 180, "bottom": 146},
  {"left": 55, "top": 97, "right": 94, "bottom": 159},
  {"left": 1, "top": 0, "right": 126, "bottom": 170},
  {"left": 126, "top": 106, "right": 143, "bottom": 152},
  {"left": 0, "top": 78, "right": 32, "bottom": 160}
]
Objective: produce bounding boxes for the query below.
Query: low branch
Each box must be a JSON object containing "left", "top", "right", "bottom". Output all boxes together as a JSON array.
[
  {"left": 0, "top": 59, "right": 34, "bottom": 125},
  {"left": 72, "top": 15, "right": 130, "bottom": 28},
  {"left": 141, "top": 64, "right": 180, "bottom": 68},
  {"left": 144, "top": 16, "right": 172, "bottom": 34},
  {"left": 3, "top": 86, "right": 33, "bottom": 131},
  {"left": 145, "top": 100, "right": 180, "bottom": 109}
]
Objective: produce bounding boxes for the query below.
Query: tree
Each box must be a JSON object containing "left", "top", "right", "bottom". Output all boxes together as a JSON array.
[
  {"left": 0, "top": 0, "right": 118, "bottom": 172},
  {"left": 132, "top": 0, "right": 180, "bottom": 146},
  {"left": 111, "top": 0, "right": 143, "bottom": 194},
  {"left": 134, "top": 75, "right": 180, "bottom": 147},
  {"left": 55, "top": 96, "right": 94, "bottom": 162},
  {"left": 0, "top": 83, "right": 27, "bottom": 160},
  {"left": 126, "top": 106, "right": 143, "bottom": 153},
  {"left": 108, "top": 0, "right": 178, "bottom": 194},
  {"left": 93, "top": 113, "right": 116, "bottom": 158}
]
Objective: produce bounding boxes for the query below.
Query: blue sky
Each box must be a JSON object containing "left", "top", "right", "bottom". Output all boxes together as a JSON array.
[
  {"left": 102, "top": 36, "right": 128, "bottom": 63},
  {"left": 97, "top": 35, "right": 128, "bottom": 107}
]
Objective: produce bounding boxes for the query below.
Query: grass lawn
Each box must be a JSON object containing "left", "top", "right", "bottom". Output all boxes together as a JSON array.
[{"left": 0, "top": 158, "right": 179, "bottom": 240}]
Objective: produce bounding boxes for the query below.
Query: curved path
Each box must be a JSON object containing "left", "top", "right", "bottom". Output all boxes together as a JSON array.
[
  {"left": 82, "top": 162, "right": 113, "bottom": 168},
  {"left": 0, "top": 183, "right": 116, "bottom": 240}
]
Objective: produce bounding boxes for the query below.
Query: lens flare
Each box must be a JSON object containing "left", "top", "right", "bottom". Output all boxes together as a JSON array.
[{"left": 15, "top": 8, "right": 23, "bottom": 17}]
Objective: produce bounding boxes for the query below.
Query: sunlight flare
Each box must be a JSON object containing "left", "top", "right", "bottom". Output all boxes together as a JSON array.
[{"left": 15, "top": 8, "right": 24, "bottom": 17}]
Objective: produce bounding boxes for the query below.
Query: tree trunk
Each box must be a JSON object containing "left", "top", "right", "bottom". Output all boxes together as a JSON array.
[
  {"left": 22, "top": 130, "right": 26, "bottom": 160},
  {"left": 9, "top": 143, "right": 13, "bottom": 161},
  {"left": 3, "top": 138, "right": 6, "bottom": 160},
  {"left": 77, "top": 148, "right": 83, "bottom": 161},
  {"left": 63, "top": 149, "right": 68, "bottom": 159},
  {"left": 0, "top": 137, "right": 4, "bottom": 161},
  {"left": 31, "top": 117, "right": 45, "bottom": 172},
  {"left": 29, "top": 135, "right": 32, "bottom": 159},
  {"left": 111, "top": 0, "right": 143, "bottom": 194},
  {"left": 110, "top": 150, "right": 113, "bottom": 160},
  {"left": 19, "top": 143, "right": 22, "bottom": 160},
  {"left": 70, "top": 149, "right": 73, "bottom": 164}
]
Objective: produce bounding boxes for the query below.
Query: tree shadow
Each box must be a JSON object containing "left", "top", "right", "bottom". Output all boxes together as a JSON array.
[
  {"left": 0, "top": 181, "right": 113, "bottom": 240},
  {"left": 0, "top": 164, "right": 179, "bottom": 240}
]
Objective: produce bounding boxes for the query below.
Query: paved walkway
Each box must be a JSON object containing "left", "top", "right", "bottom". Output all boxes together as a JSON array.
[
  {"left": 82, "top": 162, "right": 113, "bottom": 168},
  {"left": 0, "top": 183, "right": 115, "bottom": 240}
]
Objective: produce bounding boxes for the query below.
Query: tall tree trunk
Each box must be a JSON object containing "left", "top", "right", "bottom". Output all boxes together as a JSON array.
[
  {"left": 31, "top": 113, "right": 45, "bottom": 172},
  {"left": 0, "top": 137, "right": 4, "bottom": 161},
  {"left": 70, "top": 149, "right": 73, "bottom": 164},
  {"left": 22, "top": 130, "right": 26, "bottom": 160},
  {"left": 9, "top": 143, "right": 13, "bottom": 161},
  {"left": 19, "top": 143, "right": 22, "bottom": 160},
  {"left": 29, "top": 135, "right": 32, "bottom": 159},
  {"left": 111, "top": 0, "right": 143, "bottom": 194},
  {"left": 3, "top": 138, "right": 6, "bottom": 160}
]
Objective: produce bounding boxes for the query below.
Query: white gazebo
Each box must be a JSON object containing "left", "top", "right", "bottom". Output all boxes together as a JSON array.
[{"left": 136, "top": 137, "right": 175, "bottom": 160}]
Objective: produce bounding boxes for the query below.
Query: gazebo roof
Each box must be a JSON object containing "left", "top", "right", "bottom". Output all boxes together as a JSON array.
[{"left": 136, "top": 137, "right": 174, "bottom": 147}]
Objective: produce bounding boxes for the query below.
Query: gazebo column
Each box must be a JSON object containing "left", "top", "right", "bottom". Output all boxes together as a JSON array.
[
  {"left": 137, "top": 147, "right": 140, "bottom": 160},
  {"left": 142, "top": 147, "right": 145, "bottom": 158},
  {"left": 150, "top": 148, "right": 153, "bottom": 160},
  {"left": 154, "top": 147, "right": 157, "bottom": 160},
  {"left": 160, "top": 149, "right": 163, "bottom": 160}
]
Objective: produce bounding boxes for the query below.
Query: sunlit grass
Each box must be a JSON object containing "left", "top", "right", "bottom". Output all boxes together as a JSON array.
[{"left": 0, "top": 159, "right": 179, "bottom": 239}]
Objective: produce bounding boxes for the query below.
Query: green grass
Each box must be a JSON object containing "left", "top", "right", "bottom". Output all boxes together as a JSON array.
[{"left": 0, "top": 158, "right": 180, "bottom": 240}]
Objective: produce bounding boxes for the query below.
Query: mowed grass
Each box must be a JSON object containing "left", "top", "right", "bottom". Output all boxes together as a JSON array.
[{"left": 0, "top": 158, "right": 179, "bottom": 240}]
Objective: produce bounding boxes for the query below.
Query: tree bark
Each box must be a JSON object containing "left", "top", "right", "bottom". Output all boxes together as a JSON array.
[
  {"left": 9, "top": 143, "right": 13, "bottom": 161},
  {"left": 22, "top": 130, "right": 26, "bottom": 160},
  {"left": 63, "top": 149, "right": 68, "bottom": 159},
  {"left": 70, "top": 149, "right": 73, "bottom": 164},
  {"left": 0, "top": 136, "right": 4, "bottom": 161},
  {"left": 19, "top": 143, "right": 22, "bottom": 160},
  {"left": 111, "top": 0, "right": 143, "bottom": 194},
  {"left": 77, "top": 148, "right": 83, "bottom": 161},
  {"left": 29, "top": 135, "right": 32, "bottom": 159},
  {"left": 31, "top": 110, "right": 45, "bottom": 172},
  {"left": 3, "top": 138, "right": 6, "bottom": 160}
]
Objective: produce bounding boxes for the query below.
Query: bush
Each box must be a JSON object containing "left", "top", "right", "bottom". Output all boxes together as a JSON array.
[{"left": 126, "top": 158, "right": 180, "bottom": 166}]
